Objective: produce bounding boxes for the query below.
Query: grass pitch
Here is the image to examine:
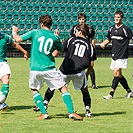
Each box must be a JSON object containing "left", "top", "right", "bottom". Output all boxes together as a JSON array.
[{"left": 0, "top": 57, "right": 132, "bottom": 133}]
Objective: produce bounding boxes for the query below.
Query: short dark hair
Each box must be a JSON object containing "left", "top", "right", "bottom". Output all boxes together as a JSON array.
[
  {"left": 78, "top": 13, "right": 86, "bottom": 21},
  {"left": 76, "top": 24, "right": 89, "bottom": 37},
  {"left": 114, "top": 10, "right": 124, "bottom": 18},
  {"left": 39, "top": 14, "right": 52, "bottom": 28}
]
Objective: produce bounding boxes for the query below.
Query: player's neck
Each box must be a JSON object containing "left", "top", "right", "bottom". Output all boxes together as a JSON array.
[
  {"left": 41, "top": 25, "right": 50, "bottom": 30},
  {"left": 115, "top": 23, "right": 122, "bottom": 27}
]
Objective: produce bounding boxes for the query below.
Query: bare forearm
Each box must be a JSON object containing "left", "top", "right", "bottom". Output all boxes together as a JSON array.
[{"left": 100, "top": 39, "right": 110, "bottom": 49}]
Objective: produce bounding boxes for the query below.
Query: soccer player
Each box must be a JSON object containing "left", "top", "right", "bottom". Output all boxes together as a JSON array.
[
  {"left": 70, "top": 13, "right": 98, "bottom": 89},
  {"left": 100, "top": 10, "right": 133, "bottom": 99},
  {"left": 59, "top": 24, "right": 93, "bottom": 117},
  {"left": 0, "top": 32, "right": 28, "bottom": 110},
  {"left": 12, "top": 14, "right": 83, "bottom": 120}
]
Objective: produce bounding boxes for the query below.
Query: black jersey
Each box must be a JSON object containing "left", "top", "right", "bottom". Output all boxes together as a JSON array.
[
  {"left": 107, "top": 24, "right": 133, "bottom": 60},
  {"left": 59, "top": 36, "right": 93, "bottom": 74},
  {"left": 70, "top": 24, "right": 96, "bottom": 61}
]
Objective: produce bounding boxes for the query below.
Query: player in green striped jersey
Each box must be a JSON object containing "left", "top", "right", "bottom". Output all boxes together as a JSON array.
[
  {"left": 12, "top": 14, "right": 83, "bottom": 120},
  {"left": 0, "top": 32, "right": 28, "bottom": 110}
]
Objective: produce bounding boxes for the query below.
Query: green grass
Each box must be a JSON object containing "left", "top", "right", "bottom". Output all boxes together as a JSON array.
[{"left": 0, "top": 57, "right": 133, "bottom": 133}]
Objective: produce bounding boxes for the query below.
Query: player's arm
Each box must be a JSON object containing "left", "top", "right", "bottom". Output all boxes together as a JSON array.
[
  {"left": 100, "top": 39, "right": 110, "bottom": 49},
  {"left": 91, "top": 37, "right": 95, "bottom": 48},
  {"left": 12, "top": 42, "right": 29, "bottom": 60},
  {"left": 12, "top": 26, "right": 22, "bottom": 42}
]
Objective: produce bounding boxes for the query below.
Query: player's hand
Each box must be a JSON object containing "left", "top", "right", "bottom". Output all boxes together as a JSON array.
[
  {"left": 100, "top": 43, "right": 105, "bottom": 49},
  {"left": 24, "top": 51, "right": 29, "bottom": 60},
  {"left": 12, "top": 25, "right": 19, "bottom": 33},
  {"left": 54, "top": 29, "right": 60, "bottom": 36}
]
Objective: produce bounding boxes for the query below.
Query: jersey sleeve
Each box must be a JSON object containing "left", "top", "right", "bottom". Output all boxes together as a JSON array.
[
  {"left": 54, "top": 36, "right": 64, "bottom": 51},
  {"left": 106, "top": 26, "right": 113, "bottom": 41},
  {"left": 21, "top": 30, "right": 35, "bottom": 41},
  {"left": 5, "top": 34, "right": 14, "bottom": 45},
  {"left": 126, "top": 27, "right": 133, "bottom": 39},
  {"left": 88, "top": 26, "right": 95, "bottom": 38}
]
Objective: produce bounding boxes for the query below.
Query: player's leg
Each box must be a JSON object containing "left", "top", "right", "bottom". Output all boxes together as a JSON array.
[
  {"left": 29, "top": 71, "right": 48, "bottom": 120},
  {"left": 59, "top": 86, "right": 83, "bottom": 120},
  {"left": 32, "top": 89, "right": 48, "bottom": 120},
  {"left": 73, "top": 71, "right": 92, "bottom": 117},
  {"left": 119, "top": 70, "right": 133, "bottom": 98},
  {"left": 90, "top": 68, "right": 98, "bottom": 89},
  {"left": 45, "top": 69, "right": 83, "bottom": 120},
  {"left": 0, "top": 63, "right": 11, "bottom": 110},
  {"left": 43, "top": 87, "right": 55, "bottom": 108},
  {"left": 104, "top": 67, "right": 120, "bottom": 99},
  {"left": 33, "top": 87, "right": 55, "bottom": 112},
  {"left": 81, "top": 86, "right": 92, "bottom": 117}
]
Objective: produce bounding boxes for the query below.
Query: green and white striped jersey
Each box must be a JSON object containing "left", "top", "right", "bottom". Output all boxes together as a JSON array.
[{"left": 21, "top": 29, "right": 63, "bottom": 71}]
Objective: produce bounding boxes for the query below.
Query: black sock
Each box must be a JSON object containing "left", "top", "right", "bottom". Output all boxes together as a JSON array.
[
  {"left": 44, "top": 88, "right": 55, "bottom": 102},
  {"left": 90, "top": 69, "right": 96, "bottom": 85},
  {"left": 119, "top": 76, "right": 131, "bottom": 93},
  {"left": 111, "top": 77, "right": 120, "bottom": 90},
  {"left": 82, "top": 91, "right": 91, "bottom": 108},
  {"left": 110, "top": 91, "right": 115, "bottom": 97}
]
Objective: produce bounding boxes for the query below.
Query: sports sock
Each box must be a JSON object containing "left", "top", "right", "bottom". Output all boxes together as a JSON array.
[
  {"left": 110, "top": 91, "right": 115, "bottom": 97},
  {"left": 90, "top": 69, "right": 96, "bottom": 85},
  {"left": 1, "top": 84, "right": 9, "bottom": 97},
  {"left": 33, "top": 92, "right": 47, "bottom": 114},
  {"left": 44, "top": 88, "right": 54, "bottom": 102},
  {"left": 111, "top": 77, "right": 120, "bottom": 90},
  {"left": 62, "top": 92, "right": 74, "bottom": 114},
  {"left": 119, "top": 76, "right": 131, "bottom": 93},
  {"left": 82, "top": 91, "right": 91, "bottom": 108}
]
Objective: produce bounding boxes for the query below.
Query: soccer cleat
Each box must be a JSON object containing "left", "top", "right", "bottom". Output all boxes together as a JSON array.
[
  {"left": 103, "top": 94, "right": 113, "bottom": 99},
  {"left": 69, "top": 112, "right": 83, "bottom": 121},
  {"left": 125, "top": 92, "right": 133, "bottom": 98},
  {"left": 85, "top": 112, "right": 92, "bottom": 118},
  {"left": 0, "top": 103, "right": 8, "bottom": 111},
  {"left": 92, "top": 85, "right": 98, "bottom": 89},
  {"left": 33, "top": 103, "right": 48, "bottom": 112},
  {"left": 33, "top": 106, "right": 40, "bottom": 112},
  {"left": 38, "top": 113, "right": 49, "bottom": 120}
]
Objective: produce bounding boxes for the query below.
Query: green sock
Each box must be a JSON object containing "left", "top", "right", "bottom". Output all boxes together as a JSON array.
[
  {"left": 62, "top": 92, "right": 74, "bottom": 113},
  {"left": 33, "top": 92, "right": 47, "bottom": 114},
  {"left": 1, "top": 84, "right": 9, "bottom": 97}
]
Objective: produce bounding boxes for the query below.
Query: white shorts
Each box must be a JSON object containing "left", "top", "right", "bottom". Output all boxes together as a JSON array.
[
  {"left": 110, "top": 59, "right": 128, "bottom": 70},
  {"left": 59, "top": 70, "right": 88, "bottom": 90},
  {"left": 29, "top": 69, "right": 66, "bottom": 91},
  {"left": 0, "top": 62, "right": 11, "bottom": 79}
]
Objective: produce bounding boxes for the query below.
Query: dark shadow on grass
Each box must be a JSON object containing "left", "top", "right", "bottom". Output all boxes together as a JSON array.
[
  {"left": 95, "top": 85, "right": 111, "bottom": 89},
  {"left": 52, "top": 113, "right": 68, "bottom": 119},
  {"left": 6, "top": 105, "right": 34, "bottom": 111},
  {"left": 92, "top": 111, "right": 126, "bottom": 117}
]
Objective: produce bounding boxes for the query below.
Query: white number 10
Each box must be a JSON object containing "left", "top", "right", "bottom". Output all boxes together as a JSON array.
[
  {"left": 38, "top": 36, "right": 53, "bottom": 55},
  {"left": 74, "top": 43, "right": 86, "bottom": 57}
]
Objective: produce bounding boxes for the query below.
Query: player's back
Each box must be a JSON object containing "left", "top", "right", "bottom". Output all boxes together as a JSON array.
[
  {"left": 60, "top": 36, "right": 91, "bottom": 74},
  {"left": 22, "top": 29, "right": 63, "bottom": 71}
]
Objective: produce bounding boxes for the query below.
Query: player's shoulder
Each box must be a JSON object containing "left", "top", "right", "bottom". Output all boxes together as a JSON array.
[
  {"left": 0, "top": 32, "right": 5, "bottom": 39},
  {"left": 122, "top": 24, "right": 131, "bottom": 30}
]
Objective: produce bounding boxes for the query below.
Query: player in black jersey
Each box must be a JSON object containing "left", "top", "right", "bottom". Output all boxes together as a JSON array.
[
  {"left": 70, "top": 13, "right": 98, "bottom": 89},
  {"left": 100, "top": 10, "right": 133, "bottom": 99},
  {"left": 60, "top": 24, "right": 93, "bottom": 117}
]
